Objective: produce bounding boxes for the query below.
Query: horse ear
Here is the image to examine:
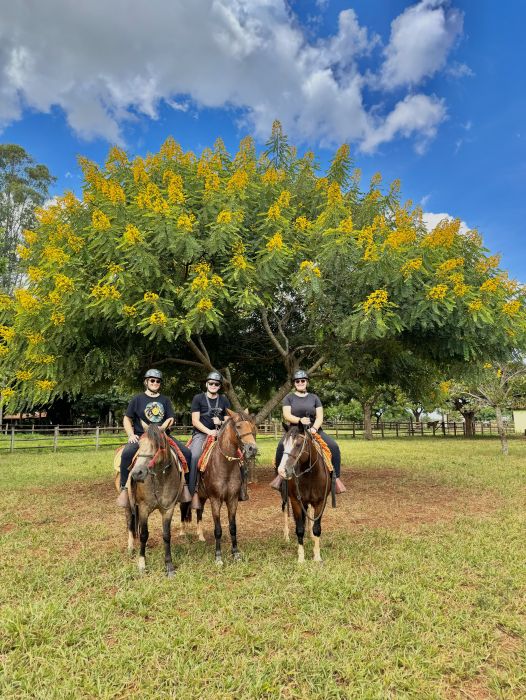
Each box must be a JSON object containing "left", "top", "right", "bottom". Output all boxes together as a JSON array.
[
  {"left": 282, "top": 422, "right": 290, "bottom": 432},
  {"left": 243, "top": 407, "right": 249, "bottom": 414},
  {"left": 140, "top": 419, "right": 149, "bottom": 432},
  {"left": 226, "top": 408, "right": 235, "bottom": 417}
]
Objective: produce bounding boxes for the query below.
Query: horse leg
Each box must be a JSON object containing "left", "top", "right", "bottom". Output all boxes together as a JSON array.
[
  {"left": 226, "top": 497, "right": 241, "bottom": 561},
  {"left": 283, "top": 507, "right": 290, "bottom": 542},
  {"left": 178, "top": 502, "right": 190, "bottom": 537},
  {"left": 210, "top": 498, "right": 223, "bottom": 566},
  {"left": 196, "top": 503, "right": 206, "bottom": 542},
  {"left": 138, "top": 508, "right": 149, "bottom": 574},
  {"left": 308, "top": 506, "right": 315, "bottom": 541},
  {"left": 290, "top": 498, "right": 306, "bottom": 564},
  {"left": 125, "top": 504, "right": 135, "bottom": 554},
  {"left": 162, "top": 507, "right": 176, "bottom": 578},
  {"left": 312, "top": 502, "right": 323, "bottom": 563}
]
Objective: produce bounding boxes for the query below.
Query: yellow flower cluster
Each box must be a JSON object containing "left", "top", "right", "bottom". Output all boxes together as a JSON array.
[
  {"left": 266, "top": 233, "right": 284, "bottom": 252},
  {"left": 261, "top": 168, "right": 284, "bottom": 185},
  {"left": 422, "top": 218, "right": 460, "bottom": 248},
  {"left": 385, "top": 228, "right": 416, "bottom": 249},
  {"left": 51, "top": 311, "right": 65, "bottom": 325},
  {"left": 123, "top": 305, "right": 137, "bottom": 317},
  {"left": 217, "top": 210, "right": 233, "bottom": 225},
  {"left": 91, "top": 284, "right": 121, "bottom": 300},
  {"left": 123, "top": 224, "right": 143, "bottom": 245},
  {"left": 160, "top": 137, "right": 182, "bottom": 161},
  {"left": 36, "top": 380, "right": 57, "bottom": 391},
  {"left": 0, "top": 345, "right": 9, "bottom": 357},
  {"left": 476, "top": 254, "right": 501, "bottom": 273},
  {"left": 143, "top": 292, "right": 159, "bottom": 302},
  {"left": 0, "top": 294, "right": 13, "bottom": 310},
  {"left": 299, "top": 260, "right": 321, "bottom": 279},
  {"left": 327, "top": 182, "right": 343, "bottom": 206},
  {"left": 107, "top": 263, "right": 123, "bottom": 275},
  {"left": 30, "top": 354, "right": 55, "bottom": 365},
  {"left": 137, "top": 183, "right": 169, "bottom": 215},
  {"left": 367, "top": 189, "right": 381, "bottom": 203},
  {"left": 177, "top": 213, "right": 195, "bottom": 232},
  {"left": 23, "top": 229, "right": 38, "bottom": 245},
  {"left": 191, "top": 275, "right": 209, "bottom": 291},
  {"left": 1, "top": 387, "right": 15, "bottom": 399},
  {"left": 48, "top": 290, "right": 62, "bottom": 305},
  {"left": 132, "top": 157, "right": 149, "bottom": 185},
  {"left": 15, "top": 289, "right": 39, "bottom": 312},
  {"left": 211, "top": 274, "right": 224, "bottom": 287},
  {"left": 483, "top": 362, "right": 493, "bottom": 369},
  {"left": 401, "top": 258, "right": 423, "bottom": 277},
  {"left": 204, "top": 171, "right": 220, "bottom": 194},
  {"left": 99, "top": 179, "right": 126, "bottom": 205},
  {"left": 439, "top": 380, "right": 452, "bottom": 394},
  {"left": 26, "top": 331, "right": 45, "bottom": 345},
  {"left": 42, "top": 246, "right": 69, "bottom": 266},
  {"left": 479, "top": 278, "right": 499, "bottom": 293},
  {"left": 267, "top": 204, "right": 281, "bottom": 221},
  {"left": 468, "top": 300, "right": 483, "bottom": 312},
  {"left": 295, "top": 216, "right": 311, "bottom": 231},
  {"left": 427, "top": 284, "right": 448, "bottom": 301},
  {"left": 194, "top": 262, "right": 211, "bottom": 276},
  {"left": 231, "top": 255, "right": 248, "bottom": 270},
  {"left": 453, "top": 282, "right": 469, "bottom": 297},
  {"left": 16, "top": 370, "right": 33, "bottom": 381},
  {"left": 363, "top": 289, "right": 389, "bottom": 313},
  {"left": 106, "top": 145, "right": 128, "bottom": 167},
  {"left": 149, "top": 311, "right": 168, "bottom": 326},
  {"left": 35, "top": 206, "right": 58, "bottom": 225},
  {"left": 165, "top": 173, "right": 185, "bottom": 205},
  {"left": 371, "top": 172, "right": 382, "bottom": 186},
  {"left": 277, "top": 190, "right": 291, "bottom": 208},
  {"left": 438, "top": 258, "right": 464, "bottom": 274},
  {"left": 17, "top": 244, "right": 30, "bottom": 260},
  {"left": 339, "top": 216, "right": 353, "bottom": 234},
  {"left": 197, "top": 298, "right": 213, "bottom": 312},
  {"left": 54, "top": 274, "right": 75, "bottom": 293},
  {"left": 502, "top": 300, "right": 521, "bottom": 316},
  {"left": 92, "top": 209, "right": 111, "bottom": 230},
  {"left": 0, "top": 325, "right": 15, "bottom": 342},
  {"left": 27, "top": 267, "right": 43, "bottom": 283},
  {"left": 227, "top": 170, "right": 249, "bottom": 192},
  {"left": 67, "top": 233, "right": 84, "bottom": 252},
  {"left": 315, "top": 177, "right": 328, "bottom": 191}
]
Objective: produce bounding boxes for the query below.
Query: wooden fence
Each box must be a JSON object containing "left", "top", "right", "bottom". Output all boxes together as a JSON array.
[{"left": 0, "top": 420, "right": 515, "bottom": 453}]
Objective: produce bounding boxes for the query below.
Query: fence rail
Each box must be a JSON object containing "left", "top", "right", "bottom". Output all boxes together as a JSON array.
[{"left": 0, "top": 420, "right": 516, "bottom": 453}]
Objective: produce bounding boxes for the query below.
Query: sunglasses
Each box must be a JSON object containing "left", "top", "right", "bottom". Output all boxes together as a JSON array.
[
  {"left": 294, "top": 379, "right": 307, "bottom": 383},
  {"left": 207, "top": 381, "right": 221, "bottom": 387},
  {"left": 148, "top": 378, "right": 161, "bottom": 384}
]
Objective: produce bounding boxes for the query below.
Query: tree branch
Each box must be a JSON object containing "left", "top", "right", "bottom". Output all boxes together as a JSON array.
[
  {"left": 152, "top": 357, "right": 205, "bottom": 368},
  {"left": 254, "top": 379, "right": 293, "bottom": 424},
  {"left": 261, "top": 308, "right": 288, "bottom": 358}
]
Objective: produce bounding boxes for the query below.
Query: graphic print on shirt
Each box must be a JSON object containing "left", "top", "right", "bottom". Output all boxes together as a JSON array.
[{"left": 144, "top": 401, "right": 165, "bottom": 424}]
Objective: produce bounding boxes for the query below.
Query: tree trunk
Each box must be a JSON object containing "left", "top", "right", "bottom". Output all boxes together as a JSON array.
[
  {"left": 254, "top": 380, "right": 293, "bottom": 425},
  {"left": 495, "top": 405, "right": 509, "bottom": 455},
  {"left": 363, "top": 402, "right": 373, "bottom": 440},
  {"left": 460, "top": 410, "right": 476, "bottom": 437},
  {"left": 413, "top": 406, "right": 423, "bottom": 423}
]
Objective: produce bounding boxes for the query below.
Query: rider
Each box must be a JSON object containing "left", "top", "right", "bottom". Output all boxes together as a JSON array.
[
  {"left": 116, "top": 369, "right": 191, "bottom": 507},
  {"left": 273, "top": 369, "right": 346, "bottom": 493},
  {"left": 189, "top": 371, "right": 248, "bottom": 503}
]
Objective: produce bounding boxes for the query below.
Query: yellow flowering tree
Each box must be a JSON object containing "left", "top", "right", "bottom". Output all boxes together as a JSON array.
[{"left": 1, "top": 124, "right": 525, "bottom": 419}]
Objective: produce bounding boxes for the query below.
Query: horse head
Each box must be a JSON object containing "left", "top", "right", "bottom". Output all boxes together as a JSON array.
[
  {"left": 278, "top": 423, "right": 311, "bottom": 479},
  {"left": 225, "top": 408, "right": 258, "bottom": 459},
  {"left": 130, "top": 425, "right": 171, "bottom": 483}
]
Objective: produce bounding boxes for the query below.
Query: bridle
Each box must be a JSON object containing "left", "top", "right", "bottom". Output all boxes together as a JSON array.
[
  {"left": 215, "top": 415, "right": 256, "bottom": 463},
  {"left": 283, "top": 429, "right": 330, "bottom": 523},
  {"left": 132, "top": 434, "right": 173, "bottom": 475}
]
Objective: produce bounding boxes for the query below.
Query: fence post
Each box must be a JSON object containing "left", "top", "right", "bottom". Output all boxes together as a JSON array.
[
  {"left": 10, "top": 426, "right": 15, "bottom": 452},
  {"left": 481, "top": 422, "right": 484, "bottom": 435},
  {"left": 420, "top": 422, "right": 424, "bottom": 436},
  {"left": 395, "top": 422, "right": 399, "bottom": 437},
  {"left": 453, "top": 422, "right": 457, "bottom": 436},
  {"left": 352, "top": 422, "right": 355, "bottom": 438},
  {"left": 53, "top": 425, "right": 59, "bottom": 452},
  {"left": 335, "top": 422, "right": 339, "bottom": 439},
  {"left": 380, "top": 422, "right": 384, "bottom": 438},
  {"left": 95, "top": 425, "right": 100, "bottom": 450},
  {"left": 274, "top": 422, "right": 278, "bottom": 439}
]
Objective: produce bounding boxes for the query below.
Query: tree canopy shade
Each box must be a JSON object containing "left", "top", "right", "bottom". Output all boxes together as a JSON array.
[
  {"left": 1, "top": 124, "right": 525, "bottom": 418},
  {"left": 0, "top": 144, "right": 55, "bottom": 292}
]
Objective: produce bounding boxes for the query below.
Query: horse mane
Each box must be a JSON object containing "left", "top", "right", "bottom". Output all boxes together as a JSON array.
[
  {"left": 145, "top": 424, "right": 166, "bottom": 451},
  {"left": 218, "top": 409, "right": 254, "bottom": 437}
]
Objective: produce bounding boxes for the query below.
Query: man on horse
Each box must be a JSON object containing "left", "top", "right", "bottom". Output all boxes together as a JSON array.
[
  {"left": 116, "top": 369, "right": 191, "bottom": 507},
  {"left": 189, "top": 371, "right": 249, "bottom": 503}
]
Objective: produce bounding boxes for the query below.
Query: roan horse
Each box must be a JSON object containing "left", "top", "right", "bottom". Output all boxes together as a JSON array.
[
  {"left": 123, "top": 425, "right": 185, "bottom": 577},
  {"left": 181, "top": 409, "right": 257, "bottom": 565},
  {"left": 277, "top": 423, "right": 331, "bottom": 563}
]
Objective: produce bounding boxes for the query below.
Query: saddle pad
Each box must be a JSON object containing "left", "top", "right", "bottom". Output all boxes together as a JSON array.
[
  {"left": 198, "top": 435, "right": 216, "bottom": 472},
  {"left": 313, "top": 433, "right": 334, "bottom": 472},
  {"left": 112, "top": 440, "right": 188, "bottom": 474},
  {"left": 113, "top": 445, "right": 124, "bottom": 472}
]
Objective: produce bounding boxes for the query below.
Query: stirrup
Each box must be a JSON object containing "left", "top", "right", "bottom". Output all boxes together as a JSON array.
[
  {"left": 270, "top": 474, "right": 283, "bottom": 491},
  {"left": 191, "top": 492, "right": 201, "bottom": 510},
  {"left": 335, "top": 477, "right": 347, "bottom": 494},
  {"left": 179, "top": 484, "right": 192, "bottom": 503},
  {"left": 116, "top": 488, "right": 129, "bottom": 508}
]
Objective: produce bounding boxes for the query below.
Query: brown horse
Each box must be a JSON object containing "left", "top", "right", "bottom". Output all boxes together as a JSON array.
[
  {"left": 124, "top": 425, "right": 185, "bottom": 577},
  {"left": 277, "top": 423, "right": 331, "bottom": 563},
  {"left": 182, "top": 409, "right": 257, "bottom": 565}
]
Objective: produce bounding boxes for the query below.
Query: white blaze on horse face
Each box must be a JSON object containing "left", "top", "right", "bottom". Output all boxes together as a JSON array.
[{"left": 278, "top": 433, "right": 295, "bottom": 477}]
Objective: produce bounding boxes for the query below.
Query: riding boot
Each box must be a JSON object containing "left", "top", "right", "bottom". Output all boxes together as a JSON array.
[
  {"left": 179, "top": 483, "right": 192, "bottom": 503},
  {"left": 191, "top": 491, "right": 201, "bottom": 510},
  {"left": 239, "top": 466, "right": 249, "bottom": 501},
  {"left": 335, "top": 477, "right": 347, "bottom": 494},
  {"left": 270, "top": 474, "right": 283, "bottom": 491},
  {"left": 116, "top": 487, "right": 129, "bottom": 508}
]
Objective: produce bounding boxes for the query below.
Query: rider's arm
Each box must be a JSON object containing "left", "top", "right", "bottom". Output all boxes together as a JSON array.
[
  {"left": 192, "top": 411, "right": 216, "bottom": 436},
  {"left": 311, "top": 406, "right": 323, "bottom": 432},
  {"left": 123, "top": 415, "right": 139, "bottom": 443},
  {"left": 283, "top": 405, "right": 301, "bottom": 425}
]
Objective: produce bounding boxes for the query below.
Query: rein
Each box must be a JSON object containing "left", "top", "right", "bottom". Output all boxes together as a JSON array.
[{"left": 287, "top": 431, "right": 330, "bottom": 524}]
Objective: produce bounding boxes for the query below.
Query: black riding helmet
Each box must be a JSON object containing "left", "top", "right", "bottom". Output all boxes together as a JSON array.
[
  {"left": 206, "top": 371, "right": 222, "bottom": 383},
  {"left": 144, "top": 369, "right": 162, "bottom": 380},
  {"left": 292, "top": 369, "right": 309, "bottom": 381}
]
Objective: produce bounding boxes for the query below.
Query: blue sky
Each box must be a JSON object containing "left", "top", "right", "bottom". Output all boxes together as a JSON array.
[{"left": 1, "top": 0, "right": 524, "bottom": 280}]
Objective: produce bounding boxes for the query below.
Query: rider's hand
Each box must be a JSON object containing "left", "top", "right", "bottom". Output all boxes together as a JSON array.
[
  {"left": 128, "top": 433, "right": 139, "bottom": 444},
  {"left": 309, "top": 427, "right": 318, "bottom": 434},
  {"left": 209, "top": 429, "right": 218, "bottom": 437},
  {"left": 300, "top": 417, "right": 311, "bottom": 426},
  {"left": 212, "top": 416, "right": 221, "bottom": 426},
  {"left": 277, "top": 465, "right": 287, "bottom": 478}
]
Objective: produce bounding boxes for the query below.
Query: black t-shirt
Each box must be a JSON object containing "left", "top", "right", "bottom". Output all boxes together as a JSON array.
[
  {"left": 283, "top": 392, "right": 322, "bottom": 422},
  {"left": 191, "top": 392, "right": 230, "bottom": 433},
  {"left": 125, "top": 393, "right": 174, "bottom": 435}
]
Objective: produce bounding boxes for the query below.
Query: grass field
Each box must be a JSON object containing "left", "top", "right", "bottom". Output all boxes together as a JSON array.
[{"left": 1, "top": 439, "right": 525, "bottom": 699}]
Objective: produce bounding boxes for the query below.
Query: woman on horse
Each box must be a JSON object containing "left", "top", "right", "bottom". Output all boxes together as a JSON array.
[
  {"left": 273, "top": 369, "right": 346, "bottom": 493},
  {"left": 116, "top": 369, "right": 191, "bottom": 507}
]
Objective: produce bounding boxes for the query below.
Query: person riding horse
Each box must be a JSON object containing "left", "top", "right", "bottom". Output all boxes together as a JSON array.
[
  {"left": 116, "top": 369, "right": 191, "bottom": 507},
  {"left": 189, "top": 371, "right": 248, "bottom": 505},
  {"left": 272, "top": 369, "right": 347, "bottom": 493}
]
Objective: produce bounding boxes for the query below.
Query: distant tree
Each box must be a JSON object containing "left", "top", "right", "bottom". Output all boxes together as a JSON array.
[
  {"left": 0, "top": 145, "right": 55, "bottom": 291},
  {"left": 1, "top": 126, "right": 525, "bottom": 418}
]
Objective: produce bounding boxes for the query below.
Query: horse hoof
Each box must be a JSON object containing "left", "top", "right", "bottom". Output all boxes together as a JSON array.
[
  {"left": 233, "top": 551, "right": 242, "bottom": 562},
  {"left": 215, "top": 558, "right": 224, "bottom": 567},
  {"left": 166, "top": 569, "right": 175, "bottom": 578},
  {"left": 198, "top": 535, "right": 206, "bottom": 542}
]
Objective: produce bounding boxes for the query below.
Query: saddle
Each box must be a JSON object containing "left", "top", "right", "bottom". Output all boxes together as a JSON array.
[
  {"left": 186, "top": 434, "right": 243, "bottom": 473},
  {"left": 113, "top": 438, "right": 189, "bottom": 475},
  {"left": 312, "top": 433, "right": 333, "bottom": 473}
]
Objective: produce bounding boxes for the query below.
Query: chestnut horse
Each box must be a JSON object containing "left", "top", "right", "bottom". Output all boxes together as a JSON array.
[
  {"left": 181, "top": 409, "right": 257, "bottom": 565},
  {"left": 277, "top": 423, "right": 331, "bottom": 563},
  {"left": 124, "top": 425, "right": 185, "bottom": 577}
]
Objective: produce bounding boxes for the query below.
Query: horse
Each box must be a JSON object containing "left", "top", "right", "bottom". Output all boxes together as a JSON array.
[
  {"left": 123, "top": 425, "right": 185, "bottom": 577},
  {"left": 180, "top": 409, "right": 257, "bottom": 565},
  {"left": 277, "top": 423, "right": 331, "bottom": 563}
]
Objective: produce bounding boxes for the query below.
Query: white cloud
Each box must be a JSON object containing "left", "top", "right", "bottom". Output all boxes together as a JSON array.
[
  {"left": 0, "top": 0, "right": 464, "bottom": 151},
  {"left": 380, "top": 0, "right": 464, "bottom": 89},
  {"left": 423, "top": 211, "right": 469, "bottom": 234}
]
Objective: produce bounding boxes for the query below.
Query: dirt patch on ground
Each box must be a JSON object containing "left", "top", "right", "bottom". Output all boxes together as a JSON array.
[{"left": 14, "top": 465, "right": 499, "bottom": 556}]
